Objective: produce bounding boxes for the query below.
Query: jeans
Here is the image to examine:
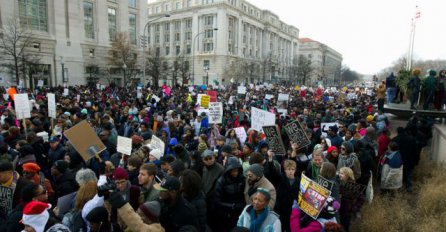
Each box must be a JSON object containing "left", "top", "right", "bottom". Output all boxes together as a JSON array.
[{"left": 386, "top": 87, "right": 396, "bottom": 103}]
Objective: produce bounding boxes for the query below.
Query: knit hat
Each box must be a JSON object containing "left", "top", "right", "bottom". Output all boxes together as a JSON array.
[
  {"left": 139, "top": 201, "right": 161, "bottom": 222},
  {"left": 248, "top": 164, "right": 264, "bottom": 177},
  {"left": 22, "top": 201, "right": 51, "bottom": 232},
  {"left": 23, "top": 163, "right": 41, "bottom": 173},
  {"left": 201, "top": 149, "right": 214, "bottom": 158},
  {"left": 81, "top": 108, "right": 88, "bottom": 115},
  {"left": 86, "top": 206, "right": 109, "bottom": 223},
  {"left": 366, "top": 115, "right": 374, "bottom": 122},
  {"left": 132, "top": 135, "right": 144, "bottom": 145},
  {"left": 327, "top": 146, "right": 338, "bottom": 154},
  {"left": 221, "top": 144, "right": 232, "bottom": 154},
  {"left": 169, "top": 160, "right": 185, "bottom": 175},
  {"left": 149, "top": 149, "right": 162, "bottom": 160},
  {"left": 198, "top": 142, "right": 208, "bottom": 154},
  {"left": 113, "top": 167, "right": 129, "bottom": 180},
  {"left": 53, "top": 160, "right": 68, "bottom": 174}
]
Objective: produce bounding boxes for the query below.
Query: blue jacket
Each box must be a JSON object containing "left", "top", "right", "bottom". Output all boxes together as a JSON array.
[{"left": 384, "top": 151, "right": 403, "bottom": 168}]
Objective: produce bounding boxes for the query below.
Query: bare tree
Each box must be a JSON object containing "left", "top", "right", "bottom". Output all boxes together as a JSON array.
[
  {"left": 341, "top": 65, "right": 361, "bottom": 83},
  {"left": 107, "top": 32, "right": 138, "bottom": 85},
  {"left": 172, "top": 53, "right": 190, "bottom": 86},
  {"left": 297, "top": 55, "right": 313, "bottom": 85},
  {"left": 0, "top": 18, "right": 40, "bottom": 86},
  {"left": 145, "top": 47, "right": 170, "bottom": 87}
]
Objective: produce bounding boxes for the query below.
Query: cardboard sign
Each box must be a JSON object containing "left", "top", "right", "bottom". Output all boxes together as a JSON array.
[
  {"left": 208, "top": 102, "right": 223, "bottom": 124},
  {"left": 234, "top": 127, "right": 247, "bottom": 144},
  {"left": 277, "top": 108, "right": 287, "bottom": 116},
  {"left": 237, "top": 86, "right": 246, "bottom": 94},
  {"left": 14, "top": 94, "right": 31, "bottom": 120},
  {"left": 117, "top": 136, "right": 132, "bottom": 155},
  {"left": 262, "top": 125, "right": 286, "bottom": 155},
  {"left": 47, "top": 93, "right": 56, "bottom": 118},
  {"left": 207, "top": 90, "right": 217, "bottom": 102},
  {"left": 64, "top": 120, "right": 106, "bottom": 161},
  {"left": 317, "top": 175, "right": 334, "bottom": 191},
  {"left": 284, "top": 120, "right": 311, "bottom": 148},
  {"left": 298, "top": 173, "right": 331, "bottom": 219},
  {"left": 251, "top": 107, "right": 276, "bottom": 133},
  {"left": 278, "top": 93, "right": 289, "bottom": 101},
  {"left": 201, "top": 95, "right": 210, "bottom": 108},
  {"left": 152, "top": 95, "right": 161, "bottom": 103},
  {"left": 150, "top": 135, "right": 165, "bottom": 156}
]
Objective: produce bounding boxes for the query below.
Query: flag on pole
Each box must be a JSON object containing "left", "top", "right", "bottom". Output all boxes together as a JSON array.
[{"left": 415, "top": 6, "right": 421, "bottom": 19}]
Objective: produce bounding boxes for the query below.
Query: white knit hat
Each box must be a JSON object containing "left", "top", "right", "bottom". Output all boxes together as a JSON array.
[
  {"left": 150, "top": 149, "right": 162, "bottom": 160},
  {"left": 22, "top": 201, "right": 51, "bottom": 232}
]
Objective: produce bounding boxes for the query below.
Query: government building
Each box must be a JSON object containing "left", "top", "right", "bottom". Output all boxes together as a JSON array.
[{"left": 0, "top": 0, "right": 299, "bottom": 87}]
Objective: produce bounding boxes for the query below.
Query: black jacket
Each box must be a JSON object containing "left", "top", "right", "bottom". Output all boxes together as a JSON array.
[
  {"left": 274, "top": 173, "right": 300, "bottom": 232},
  {"left": 6, "top": 204, "right": 24, "bottom": 232},
  {"left": 392, "top": 132, "right": 418, "bottom": 169},
  {"left": 184, "top": 192, "right": 207, "bottom": 232},
  {"left": 53, "top": 171, "right": 79, "bottom": 198},
  {"left": 159, "top": 197, "right": 199, "bottom": 232}
]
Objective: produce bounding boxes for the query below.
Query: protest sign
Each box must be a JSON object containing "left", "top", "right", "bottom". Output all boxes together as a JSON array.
[
  {"left": 47, "top": 93, "right": 56, "bottom": 118},
  {"left": 237, "top": 86, "right": 246, "bottom": 94},
  {"left": 284, "top": 120, "right": 311, "bottom": 148},
  {"left": 57, "top": 192, "right": 76, "bottom": 215},
  {"left": 201, "top": 95, "right": 210, "bottom": 108},
  {"left": 317, "top": 175, "right": 334, "bottom": 191},
  {"left": 197, "top": 108, "right": 210, "bottom": 118},
  {"left": 63, "top": 88, "right": 69, "bottom": 96},
  {"left": 234, "top": 127, "right": 247, "bottom": 144},
  {"left": 64, "top": 120, "right": 106, "bottom": 161},
  {"left": 262, "top": 125, "right": 286, "bottom": 155},
  {"left": 117, "top": 136, "right": 132, "bottom": 155},
  {"left": 14, "top": 94, "right": 31, "bottom": 120},
  {"left": 321, "top": 122, "right": 339, "bottom": 137},
  {"left": 150, "top": 135, "right": 165, "bottom": 156},
  {"left": 251, "top": 107, "right": 276, "bottom": 133},
  {"left": 0, "top": 186, "right": 14, "bottom": 218},
  {"left": 228, "top": 96, "right": 234, "bottom": 105},
  {"left": 265, "top": 94, "right": 273, "bottom": 100},
  {"left": 77, "top": 94, "right": 81, "bottom": 103},
  {"left": 208, "top": 102, "right": 223, "bottom": 124},
  {"left": 207, "top": 90, "right": 217, "bottom": 102},
  {"left": 152, "top": 95, "right": 161, "bottom": 102},
  {"left": 278, "top": 93, "right": 289, "bottom": 101},
  {"left": 37, "top": 80, "right": 44, "bottom": 87},
  {"left": 188, "top": 86, "right": 194, "bottom": 92},
  {"left": 298, "top": 173, "right": 331, "bottom": 219},
  {"left": 341, "top": 181, "right": 367, "bottom": 200},
  {"left": 197, "top": 94, "right": 204, "bottom": 106},
  {"left": 277, "top": 108, "right": 287, "bottom": 116}
]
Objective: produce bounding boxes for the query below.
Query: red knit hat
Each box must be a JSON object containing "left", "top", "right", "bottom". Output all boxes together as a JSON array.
[
  {"left": 113, "top": 167, "right": 129, "bottom": 180},
  {"left": 22, "top": 163, "right": 41, "bottom": 173},
  {"left": 327, "top": 146, "right": 338, "bottom": 154},
  {"left": 22, "top": 201, "right": 51, "bottom": 232}
]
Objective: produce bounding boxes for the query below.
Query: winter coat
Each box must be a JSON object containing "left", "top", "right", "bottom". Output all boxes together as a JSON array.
[
  {"left": 159, "top": 197, "right": 199, "bottom": 232},
  {"left": 376, "top": 84, "right": 386, "bottom": 100},
  {"left": 184, "top": 192, "right": 207, "bottom": 232},
  {"left": 53, "top": 171, "right": 79, "bottom": 199},
  {"left": 202, "top": 162, "right": 224, "bottom": 197},
  {"left": 392, "top": 133, "right": 418, "bottom": 169},
  {"left": 5, "top": 204, "right": 24, "bottom": 232},
  {"left": 48, "top": 143, "right": 65, "bottom": 164},
  {"left": 274, "top": 174, "right": 300, "bottom": 232},
  {"left": 237, "top": 205, "right": 281, "bottom": 232},
  {"left": 244, "top": 176, "right": 276, "bottom": 209},
  {"left": 357, "top": 147, "right": 377, "bottom": 186},
  {"left": 117, "top": 203, "right": 165, "bottom": 232}
]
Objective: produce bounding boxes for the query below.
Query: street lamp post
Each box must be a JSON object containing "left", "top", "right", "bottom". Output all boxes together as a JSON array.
[
  {"left": 191, "top": 28, "right": 218, "bottom": 85},
  {"left": 142, "top": 14, "right": 170, "bottom": 86},
  {"left": 60, "top": 56, "right": 66, "bottom": 85},
  {"left": 203, "top": 66, "right": 209, "bottom": 85},
  {"left": 122, "top": 63, "right": 127, "bottom": 86}
]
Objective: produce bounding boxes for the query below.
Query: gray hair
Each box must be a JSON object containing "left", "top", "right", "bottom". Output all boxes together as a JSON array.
[{"left": 75, "top": 168, "right": 98, "bottom": 185}]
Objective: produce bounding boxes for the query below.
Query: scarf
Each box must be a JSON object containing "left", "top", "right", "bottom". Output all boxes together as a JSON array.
[
  {"left": 249, "top": 206, "right": 269, "bottom": 232},
  {"left": 310, "top": 161, "right": 321, "bottom": 179},
  {"left": 338, "top": 153, "right": 358, "bottom": 169}
]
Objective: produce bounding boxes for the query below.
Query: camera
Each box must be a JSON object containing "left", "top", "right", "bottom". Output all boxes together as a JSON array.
[{"left": 97, "top": 179, "right": 117, "bottom": 197}]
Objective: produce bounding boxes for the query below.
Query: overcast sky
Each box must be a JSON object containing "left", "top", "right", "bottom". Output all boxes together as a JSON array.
[{"left": 250, "top": 0, "right": 446, "bottom": 75}]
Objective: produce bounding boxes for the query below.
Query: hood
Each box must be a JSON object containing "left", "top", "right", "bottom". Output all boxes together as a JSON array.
[{"left": 225, "top": 156, "right": 242, "bottom": 173}]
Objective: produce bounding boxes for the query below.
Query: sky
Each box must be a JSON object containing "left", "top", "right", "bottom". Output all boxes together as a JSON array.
[{"left": 249, "top": 0, "right": 446, "bottom": 75}]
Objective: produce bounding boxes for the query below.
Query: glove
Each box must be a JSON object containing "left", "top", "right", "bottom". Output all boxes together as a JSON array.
[
  {"left": 292, "top": 200, "right": 299, "bottom": 209},
  {"left": 108, "top": 192, "right": 127, "bottom": 209}
]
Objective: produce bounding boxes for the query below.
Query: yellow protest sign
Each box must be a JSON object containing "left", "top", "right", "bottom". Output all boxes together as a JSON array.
[
  {"left": 298, "top": 173, "right": 331, "bottom": 219},
  {"left": 295, "top": 86, "right": 300, "bottom": 91},
  {"left": 201, "top": 95, "right": 210, "bottom": 108}
]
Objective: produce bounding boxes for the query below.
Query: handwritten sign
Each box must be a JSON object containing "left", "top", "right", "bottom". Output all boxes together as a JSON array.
[
  {"left": 237, "top": 86, "right": 246, "bottom": 94},
  {"left": 208, "top": 102, "right": 223, "bottom": 124},
  {"left": 284, "top": 120, "right": 311, "bottom": 148},
  {"left": 321, "top": 122, "right": 339, "bottom": 137},
  {"left": 0, "top": 186, "right": 14, "bottom": 218},
  {"left": 150, "top": 135, "right": 165, "bottom": 156},
  {"left": 201, "top": 95, "right": 210, "bottom": 108},
  {"left": 234, "top": 127, "right": 247, "bottom": 144},
  {"left": 251, "top": 107, "right": 276, "bottom": 133},
  {"left": 117, "top": 136, "right": 132, "bottom": 155},
  {"left": 63, "top": 88, "right": 69, "bottom": 96},
  {"left": 298, "top": 173, "right": 331, "bottom": 219},
  {"left": 278, "top": 93, "right": 289, "bottom": 101},
  {"left": 14, "top": 94, "right": 31, "bottom": 120},
  {"left": 317, "top": 175, "right": 334, "bottom": 191},
  {"left": 262, "top": 125, "right": 286, "bottom": 155},
  {"left": 47, "top": 93, "right": 56, "bottom": 118}
]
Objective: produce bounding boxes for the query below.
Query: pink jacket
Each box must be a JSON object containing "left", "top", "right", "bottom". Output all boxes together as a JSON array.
[{"left": 290, "top": 208, "right": 323, "bottom": 232}]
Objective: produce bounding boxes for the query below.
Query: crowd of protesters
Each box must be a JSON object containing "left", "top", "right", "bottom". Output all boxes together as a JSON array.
[{"left": 0, "top": 71, "right": 435, "bottom": 232}]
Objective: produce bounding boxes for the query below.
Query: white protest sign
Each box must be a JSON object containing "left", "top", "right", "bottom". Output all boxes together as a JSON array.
[
  {"left": 208, "top": 102, "right": 223, "bottom": 124},
  {"left": 37, "top": 80, "right": 44, "bottom": 87},
  {"left": 277, "top": 108, "right": 287, "bottom": 116},
  {"left": 100, "top": 85, "right": 105, "bottom": 90},
  {"left": 197, "top": 94, "right": 204, "bottom": 106},
  {"left": 47, "top": 93, "right": 56, "bottom": 118},
  {"left": 152, "top": 95, "right": 161, "bottom": 102},
  {"left": 228, "top": 96, "right": 234, "bottom": 105},
  {"left": 137, "top": 90, "right": 142, "bottom": 99},
  {"left": 117, "top": 136, "right": 132, "bottom": 155},
  {"left": 251, "top": 107, "right": 276, "bottom": 133},
  {"left": 249, "top": 83, "right": 254, "bottom": 89},
  {"left": 150, "top": 135, "right": 165, "bottom": 156},
  {"left": 237, "top": 86, "right": 246, "bottom": 94},
  {"left": 321, "top": 122, "right": 339, "bottom": 137},
  {"left": 14, "top": 94, "right": 31, "bottom": 120},
  {"left": 197, "top": 108, "right": 210, "bottom": 117},
  {"left": 278, "top": 93, "right": 289, "bottom": 101},
  {"left": 188, "top": 86, "right": 194, "bottom": 92},
  {"left": 265, "top": 94, "right": 273, "bottom": 100},
  {"left": 234, "top": 127, "right": 247, "bottom": 144},
  {"left": 63, "top": 88, "right": 69, "bottom": 96}
]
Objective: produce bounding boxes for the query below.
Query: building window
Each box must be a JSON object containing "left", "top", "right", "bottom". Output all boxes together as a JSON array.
[
  {"left": 128, "top": 0, "right": 136, "bottom": 7},
  {"left": 204, "top": 15, "right": 213, "bottom": 26},
  {"left": 176, "top": 45, "right": 180, "bottom": 55},
  {"left": 18, "top": 0, "right": 48, "bottom": 32},
  {"left": 83, "top": 1, "right": 95, "bottom": 39},
  {"left": 185, "top": 32, "right": 191, "bottom": 40},
  {"left": 165, "top": 4, "right": 170, "bottom": 12},
  {"left": 156, "top": 6, "right": 160, "bottom": 13},
  {"left": 204, "top": 42, "right": 213, "bottom": 52},
  {"left": 186, "top": 45, "right": 191, "bottom": 54},
  {"left": 204, "top": 29, "right": 214, "bottom": 38},
  {"left": 185, "top": 19, "right": 192, "bottom": 29},
  {"left": 164, "top": 22, "right": 170, "bottom": 31},
  {"left": 164, "top": 33, "right": 170, "bottom": 43},
  {"left": 165, "top": 46, "right": 170, "bottom": 55},
  {"left": 174, "top": 32, "right": 180, "bottom": 42},
  {"left": 176, "top": 2, "right": 181, "bottom": 10},
  {"left": 108, "top": 8, "right": 117, "bottom": 41},
  {"left": 155, "top": 34, "right": 160, "bottom": 43},
  {"left": 155, "top": 24, "right": 160, "bottom": 32},
  {"left": 203, "top": 60, "right": 210, "bottom": 68},
  {"left": 129, "top": 13, "right": 136, "bottom": 44},
  {"left": 174, "top": 21, "right": 181, "bottom": 30}
]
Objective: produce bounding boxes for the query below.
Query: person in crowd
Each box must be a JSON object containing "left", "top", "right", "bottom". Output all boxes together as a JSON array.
[
  {"left": 376, "top": 80, "right": 386, "bottom": 112},
  {"left": 306, "top": 149, "right": 325, "bottom": 180},
  {"left": 139, "top": 163, "right": 160, "bottom": 202},
  {"left": 326, "top": 146, "right": 340, "bottom": 167},
  {"left": 380, "top": 141, "right": 403, "bottom": 194},
  {"left": 62, "top": 180, "right": 97, "bottom": 231},
  {"left": 249, "top": 151, "right": 281, "bottom": 188},
  {"left": 22, "top": 162, "right": 55, "bottom": 201},
  {"left": 127, "top": 155, "right": 143, "bottom": 185},
  {"left": 244, "top": 164, "right": 276, "bottom": 209},
  {"left": 392, "top": 127, "right": 417, "bottom": 192},
  {"left": 237, "top": 188, "right": 281, "bottom": 231},
  {"left": 112, "top": 167, "right": 141, "bottom": 210},
  {"left": 201, "top": 149, "right": 224, "bottom": 200},
  {"left": 386, "top": 72, "right": 397, "bottom": 103},
  {"left": 320, "top": 162, "right": 340, "bottom": 202},
  {"left": 290, "top": 196, "right": 340, "bottom": 232},
  {"left": 86, "top": 206, "right": 112, "bottom": 232},
  {"left": 337, "top": 142, "right": 361, "bottom": 180},
  {"left": 214, "top": 156, "right": 246, "bottom": 232},
  {"left": 51, "top": 160, "right": 79, "bottom": 198},
  {"left": 327, "top": 125, "right": 343, "bottom": 148},
  {"left": 21, "top": 201, "right": 70, "bottom": 232},
  {"left": 156, "top": 176, "right": 199, "bottom": 232},
  {"left": 338, "top": 167, "right": 357, "bottom": 232},
  {"left": 377, "top": 127, "right": 391, "bottom": 163},
  {"left": 423, "top": 69, "right": 437, "bottom": 110},
  {"left": 408, "top": 69, "right": 422, "bottom": 109},
  {"left": 180, "top": 169, "right": 208, "bottom": 232},
  {"left": 47, "top": 136, "right": 65, "bottom": 165}
]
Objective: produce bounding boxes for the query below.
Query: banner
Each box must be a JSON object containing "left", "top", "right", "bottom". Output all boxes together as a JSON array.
[
  {"left": 117, "top": 136, "right": 132, "bottom": 155},
  {"left": 237, "top": 86, "right": 246, "bottom": 94},
  {"left": 262, "top": 125, "right": 286, "bottom": 155},
  {"left": 234, "top": 127, "right": 247, "bottom": 144},
  {"left": 284, "top": 120, "right": 311, "bottom": 148},
  {"left": 208, "top": 102, "right": 223, "bottom": 124},
  {"left": 207, "top": 90, "right": 217, "bottom": 102},
  {"left": 14, "top": 94, "right": 31, "bottom": 120},
  {"left": 298, "top": 173, "right": 331, "bottom": 219},
  {"left": 47, "top": 93, "right": 56, "bottom": 118},
  {"left": 251, "top": 107, "right": 276, "bottom": 133},
  {"left": 64, "top": 120, "right": 106, "bottom": 161},
  {"left": 201, "top": 95, "right": 210, "bottom": 108},
  {"left": 150, "top": 135, "right": 165, "bottom": 156}
]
